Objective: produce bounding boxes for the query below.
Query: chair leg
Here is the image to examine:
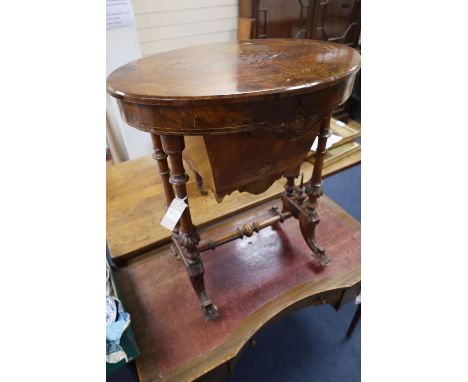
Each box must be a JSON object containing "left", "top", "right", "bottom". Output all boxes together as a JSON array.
[{"left": 303, "top": 115, "right": 331, "bottom": 266}]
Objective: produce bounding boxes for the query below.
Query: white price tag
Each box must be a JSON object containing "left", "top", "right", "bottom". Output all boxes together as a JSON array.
[
  {"left": 160, "top": 198, "right": 187, "bottom": 231},
  {"left": 311, "top": 133, "right": 343, "bottom": 151}
]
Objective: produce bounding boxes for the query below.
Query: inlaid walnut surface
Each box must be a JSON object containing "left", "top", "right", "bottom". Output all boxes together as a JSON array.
[
  {"left": 107, "top": 39, "right": 360, "bottom": 321},
  {"left": 107, "top": 39, "right": 360, "bottom": 199},
  {"left": 107, "top": 39, "right": 360, "bottom": 108}
]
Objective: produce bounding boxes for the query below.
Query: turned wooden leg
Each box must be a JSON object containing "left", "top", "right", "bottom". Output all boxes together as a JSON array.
[
  {"left": 307, "top": 116, "right": 330, "bottom": 206},
  {"left": 194, "top": 171, "right": 208, "bottom": 196},
  {"left": 151, "top": 134, "right": 179, "bottom": 239},
  {"left": 300, "top": 115, "right": 332, "bottom": 266},
  {"left": 284, "top": 174, "right": 296, "bottom": 197},
  {"left": 161, "top": 135, "right": 219, "bottom": 321},
  {"left": 151, "top": 134, "right": 175, "bottom": 206}
]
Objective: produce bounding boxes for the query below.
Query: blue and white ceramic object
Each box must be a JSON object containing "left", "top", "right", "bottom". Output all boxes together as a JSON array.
[{"left": 106, "top": 295, "right": 117, "bottom": 327}]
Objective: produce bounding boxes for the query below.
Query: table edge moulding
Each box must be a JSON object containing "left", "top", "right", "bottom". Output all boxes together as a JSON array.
[{"left": 107, "top": 38, "right": 361, "bottom": 321}]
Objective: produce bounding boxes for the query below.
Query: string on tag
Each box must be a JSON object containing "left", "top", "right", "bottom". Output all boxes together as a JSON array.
[{"left": 175, "top": 195, "right": 187, "bottom": 208}]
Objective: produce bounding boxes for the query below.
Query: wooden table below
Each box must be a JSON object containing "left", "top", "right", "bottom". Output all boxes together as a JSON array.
[
  {"left": 114, "top": 196, "right": 360, "bottom": 382},
  {"left": 106, "top": 140, "right": 360, "bottom": 265}
]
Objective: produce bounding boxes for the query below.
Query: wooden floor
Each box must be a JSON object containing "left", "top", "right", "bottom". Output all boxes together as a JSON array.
[{"left": 114, "top": 196, "right": 361, "bottom": 382}]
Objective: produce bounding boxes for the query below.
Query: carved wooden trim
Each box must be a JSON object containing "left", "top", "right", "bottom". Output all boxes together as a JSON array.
[
  {"left": 250, "top": 109, "right": 328, "bottom": 142},
  {"left": 114, "top": 77, "right": 354, "bottom": 137},
  {"left": 118, "top": 104, "right": 334, "bottom": 138}
]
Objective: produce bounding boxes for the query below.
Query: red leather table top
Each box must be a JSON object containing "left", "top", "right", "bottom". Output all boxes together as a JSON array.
[{"left": 115, "top": 196, "right": 360, "bottom": 381}]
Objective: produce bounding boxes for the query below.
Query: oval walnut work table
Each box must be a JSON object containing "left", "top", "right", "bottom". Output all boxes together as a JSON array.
[{"left": 107, "top": 39, "right": 361, "bottom": 321}]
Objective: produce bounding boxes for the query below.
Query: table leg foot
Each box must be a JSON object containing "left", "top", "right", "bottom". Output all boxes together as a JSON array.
[
  {"left": 307, "top": 238, "right": 330, "bottom": 267},
  {"left": 299, "top": 213, "right": 331, "bottom": 267},
  {"left": 189, "top": 263, "right": 219, "bottom": 321},
  {"left": 281, "top": 191, "right": 330, "bottom": 268},
  {"left": 201, "top": 293, "right": 219, "bottom": 321},
  {"left": 173, "top": 236, "right": 220, "bottom": 321}
]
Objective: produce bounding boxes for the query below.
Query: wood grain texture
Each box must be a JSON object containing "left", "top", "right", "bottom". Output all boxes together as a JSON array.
[
  {"left": 184, "top": 121, "right": 321, "bottom": 200},
  {"left": 106, "top": 41, "right": 360, "bottom": 250},
  {"left": 238, "top": 1, "right": 361, "bottom": 122},
  {"left": 114, "top": 195, "right": 361, "bottom": 382},
  {"left": 107, "top": 39, "right": 360, "bottom": 106},
  {"left": 183, "top": 116, "right": 359, "bottom": 201}
]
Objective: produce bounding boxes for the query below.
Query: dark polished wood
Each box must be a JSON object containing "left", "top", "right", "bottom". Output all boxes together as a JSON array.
[
  {"left": 198, "top": 207, "right": 293, "bottom": 252},
  {"left": 280, "top": 115, "right": 332, "bottom": 266},
  {"left": 239, "top": 1, "right": 361, "bottom": 121},
  {"left": 240, "top": 1, "right": 361, "bottom": 48},
  {"left": 106, "top": 39, "right": 359, "bottom": 109},
  {"left": 107, "top": 39, "right": 360, "bottom": 320},
  {"left": 310, "top": 0, "right": 361, "bottom": 48},
  {"left": 150, "top": 134, "right": 174, "bottom": 206}
]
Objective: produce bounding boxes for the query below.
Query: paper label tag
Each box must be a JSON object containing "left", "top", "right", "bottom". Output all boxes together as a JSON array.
[
  {"left": 310, "top": 133, "right": 343, "bottom": 151},
  {"left": 160, "top": 198, "right": 187, "bottom": 231}
]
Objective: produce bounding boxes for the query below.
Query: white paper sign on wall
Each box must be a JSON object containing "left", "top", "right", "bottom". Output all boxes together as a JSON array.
[{"left": 106, "top": 0, "right": 136, "bottom": 30}]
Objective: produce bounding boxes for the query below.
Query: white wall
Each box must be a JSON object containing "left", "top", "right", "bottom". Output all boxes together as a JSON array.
[
  {"left": 106, "top": 15, "right": 153, "bottom": 160},
  {"left": 133, "top": 0, "right": 238, "bottom": 56}
]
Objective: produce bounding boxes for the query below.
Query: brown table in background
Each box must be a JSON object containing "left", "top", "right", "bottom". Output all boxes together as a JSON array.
[
  {"left": 114, "top": 195, "right": 360, "bottom": 382},
  {"left": 106, "top": 118, "right": 361, "bottom": 266}
]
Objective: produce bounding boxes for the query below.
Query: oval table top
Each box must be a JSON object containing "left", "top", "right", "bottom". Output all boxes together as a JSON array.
[{"left": 106, "top": 39, "right": 360, "bottom": 106}]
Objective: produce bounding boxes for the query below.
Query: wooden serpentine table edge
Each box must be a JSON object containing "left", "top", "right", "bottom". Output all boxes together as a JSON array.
[{"left": 133, "top": 265, "right": 361, "bottom": 382}]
